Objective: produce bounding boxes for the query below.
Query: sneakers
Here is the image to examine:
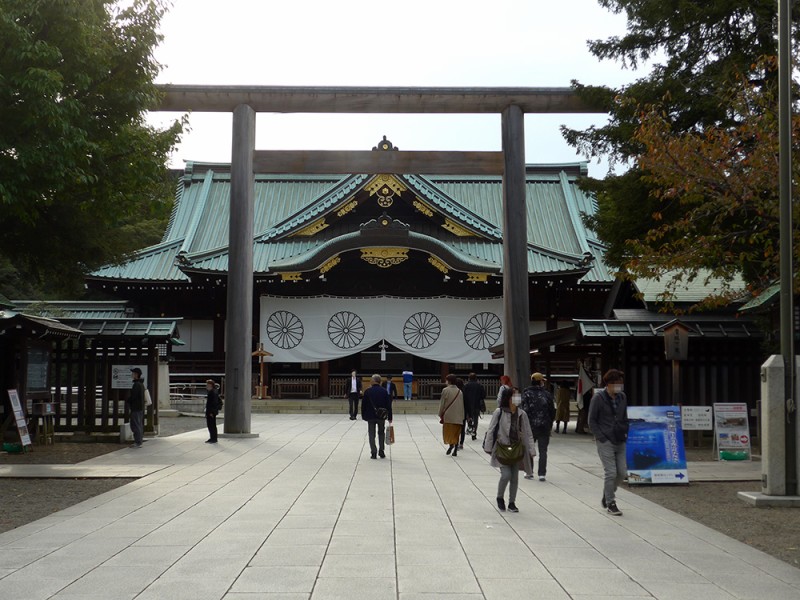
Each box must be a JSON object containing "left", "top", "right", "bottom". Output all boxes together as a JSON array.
[
  {"left": 496, "top": 497, "right": 506, "bottom": 511},
  {"left": 507, "top": 502, "right": 519, "bottom": 513},
  {"left": 607, "top": 502, "right": 623, "bottom": 516},
  {"left": 457, "top": 444, "right": 464, "bottom": 450},
  {"left": 538, "top": 475, "right": 546, "bottom": 482},
  {"left": 524, "top": 474, "right": 535, "bottom": 480}
]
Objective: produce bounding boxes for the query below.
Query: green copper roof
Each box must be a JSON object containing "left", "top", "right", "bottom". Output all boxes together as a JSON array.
[{"left": 88, "top": 161, "right": 612, "bottom": 284}]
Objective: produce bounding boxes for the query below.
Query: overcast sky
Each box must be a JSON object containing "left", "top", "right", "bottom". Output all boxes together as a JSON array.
[{"left": 148, "top": 0, "right": 642, "bottom": 176}]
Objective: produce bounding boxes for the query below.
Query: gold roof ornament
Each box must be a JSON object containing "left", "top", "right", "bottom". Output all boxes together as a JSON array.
[
  {"left": 336, "top": 199, "right": 358, "bottom": 217},
  {"left": 466, "top": 272, "right": 489, "bottom": 283},
  {"left": 413, "top": 198, "right": 434, "bottom": 217},
  {"left": 442, "top": 218, "right": 474, "bottom": 237},
  {"left": 428, "top": 256, "right": 449, "bottom": 274},
  {"left": 291, "top": 218, "right": 328, "bottom": 237},
  {"left": 280, "top": 272, "right": 303, "bottom": 281},
  {"left": 360, "top": 247, "right": 408, "bottom": 268},
  {"left": 319, "top": 256, "right": 341, "bottom": 275}
]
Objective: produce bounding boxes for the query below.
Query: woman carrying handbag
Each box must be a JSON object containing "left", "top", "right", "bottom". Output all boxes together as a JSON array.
[
  {"left": 438, "top": 374, "right": 464, "bottom": 456},
  {"left": 483, "top": 387, "right": 535, "bottom": 512}
]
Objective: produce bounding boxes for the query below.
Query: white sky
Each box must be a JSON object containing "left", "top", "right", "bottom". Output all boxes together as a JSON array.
[{"left": 148, "top": 0, "right": 641, "bottom": 176}]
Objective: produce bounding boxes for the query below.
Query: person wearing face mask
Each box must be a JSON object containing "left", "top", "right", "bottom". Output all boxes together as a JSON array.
[
  {"left": 588, "top": 369, "right": 629, "bottom": 516},
  {"left": 483, "top": 386, "right": 535, "bottom": 513}
]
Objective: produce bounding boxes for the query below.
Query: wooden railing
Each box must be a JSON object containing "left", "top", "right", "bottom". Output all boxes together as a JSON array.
[{"left": 271, "top": 377, "right": 319, "bottom": 399}]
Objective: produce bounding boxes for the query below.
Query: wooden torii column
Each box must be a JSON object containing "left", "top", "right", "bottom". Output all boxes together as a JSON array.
[{"left": 155, "top": 85, "right": 602, "bottom": 434}]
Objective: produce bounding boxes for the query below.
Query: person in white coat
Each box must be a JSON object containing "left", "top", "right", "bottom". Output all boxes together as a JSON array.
[{"left": 483, "top": 387, "right": 536, "bottom": 512}]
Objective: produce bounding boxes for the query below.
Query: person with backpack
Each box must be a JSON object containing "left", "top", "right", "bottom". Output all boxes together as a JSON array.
[
  {"left": 205, "top": 378, "right": 222, "bottom": 444},
  {"left": 483, "top": 387, "right": 535, "bottom": 513},
  {"left": 462, "top": 373, "right": 486, "bottom": 442},
  {"left": 588, "top": 369, "right": 629, "bottom": 516},
  {"left": 520, "top": 372, "right": 556, "bottom": 481}
]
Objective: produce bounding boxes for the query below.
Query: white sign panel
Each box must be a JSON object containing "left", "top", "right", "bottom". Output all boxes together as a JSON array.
[
  {"left": 681, "top": 406, "right": 713, "bottom": 430},
  {"left": 713, "top": 402, "right": 752, "bottom": 461},
  {"left": 7, "top": 389, "right": 32, "bottom": 446},
  {"left": 260, "top": 296, "right": 504, "bottom": 363},
  {"left": 111, "top": 365, "right": 148, "bottom": 390}
]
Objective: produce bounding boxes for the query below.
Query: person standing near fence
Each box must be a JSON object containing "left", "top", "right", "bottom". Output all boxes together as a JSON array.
[
  {"left": 127, "top": 368, "right": 144, "bottom": 448},
  {"left": 205, "top": 378, "right": 221, "bottom": 444},
  {"left": 346, "top": 369, "right": 362, "bottom": 420},
  {"left": 402, "top": 367, "right": 413, "bottom": 401}
]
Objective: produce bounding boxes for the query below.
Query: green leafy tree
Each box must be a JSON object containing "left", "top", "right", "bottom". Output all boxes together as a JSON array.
[
  {"left": 564, "top": 0, "right": 798, "bottom": 306},
  {"left": 0, "top": 0, "right": 183, "bottom": 297}
]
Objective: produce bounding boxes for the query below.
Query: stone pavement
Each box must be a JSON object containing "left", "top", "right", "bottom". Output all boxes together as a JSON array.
[{"left": 0, "top": 414, "right": 797, "bottom": 600}]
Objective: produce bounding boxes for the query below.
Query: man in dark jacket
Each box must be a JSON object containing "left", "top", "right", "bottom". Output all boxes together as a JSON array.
[
  {"left": 362, "top": 374, "right": 392, "bottom": 459},
  {"left": 462, "top": 373, "right": 486, "bottom": 442},
  {"left": 128, "top": 368, "right": 145, "bottom": 448},
  {"left": 521, "top": 372, "right": 556, "bottom": 481},
  {"left": 588, "top": 369, "right": 629, "bottom": 516},
  {"left": 205, "top": 379, "right": 222, "bottom": 444}
]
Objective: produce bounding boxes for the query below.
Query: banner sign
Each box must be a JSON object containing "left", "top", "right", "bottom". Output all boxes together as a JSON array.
[
  {"left": 713, "top": 402, "right": 751, "bottom": 461},
  {"left": 681, "top": 406, "right": 713, "bottom": 430},
  {"left": 7, "top": 389, "right": 32, "bottom": 447},
  {"left": 626, "top": 406, "right": 689, "bottom": 484},
  {"left": 111, "top": 365, "right": 148, "bottom": 390},
  {"left": 260, "top": 296, "right": 504, "bottom": 363}
]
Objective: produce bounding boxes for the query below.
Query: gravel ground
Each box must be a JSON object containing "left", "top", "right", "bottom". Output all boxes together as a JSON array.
[{"left": 1, "top": 420, "right": 798, "bottom": 569}]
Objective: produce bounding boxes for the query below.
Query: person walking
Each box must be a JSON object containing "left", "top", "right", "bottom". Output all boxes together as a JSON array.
[
  {"left": 483, "top": 387, "right": 535, "bottom": 512},
  {"left": 521, "top": 373, "right": 556, "bottom": 481},
  {"left": 205, "top": 378, "right": 221, "bottom": 444},
  {"left": 127, "top": 368, "right": 145, "bottom": 448},
  {"left": 462, "top": 373, "right": 486, "bottom": 442},
  {"left": 438, "top": 374, "right": 464, "bottom": 456},
  {"left": 496, "top": 374, "right": 512, "bottom": 407},
  {"left": 588, "top": 369, "right": 629, "bottom": 516},
  {"left": 402, "top": 367, "right": 413, "bottom": 401},
  {"left": 362, "top": 374, "right": 393, "bottom": 459},
  {"left": 554, "top": 384, "right": 571, "bottom": 433},
  {"left": 346, "top": 369, "right": 362, "bottom": 420}
]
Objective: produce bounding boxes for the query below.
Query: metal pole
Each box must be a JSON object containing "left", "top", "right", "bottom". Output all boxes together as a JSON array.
[
  {"left": 501, "top": 105, "right": 530, "bottom": 389},
  {"left": 778, "top": 0, "right": 797, "bottom": 495},
  {"left": 224, "top": 104, "right": 255, "bottom": 434}
]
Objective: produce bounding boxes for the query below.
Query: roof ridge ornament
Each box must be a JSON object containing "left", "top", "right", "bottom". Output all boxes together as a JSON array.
[{"left": 372, "top": 135, "right": 398, "bottom": 151}]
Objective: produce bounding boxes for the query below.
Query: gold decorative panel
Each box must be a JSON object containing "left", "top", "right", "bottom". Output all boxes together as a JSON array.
[
  {"left": 336, "top": 199, "right": 358, "bottom": 217},
  {"left": 292, "top": 218, "right": 328, "bottom": 237},
  {"left": 361, "top": 247, "right": 409, "bottom": 268},
  {"left": 319, "top": 256, "right": 341, "bottom": 274},
  {"left": 365, "top": 174, "right": 407, "bottom": 197},
  {"left": 281, "top": 272, "right": 303, "bottom": 282},
  {"left": 466, "top": 272, "right": 489, "bottom": 283},
  {"left": 428, "top": 256, "right": 449, "bottom": 274},
  {"left": 413, "top": 198, "right": 434, "bottom": 217},
  {"left": 442, "top": 219, "right": 473, "bottom": 237}
]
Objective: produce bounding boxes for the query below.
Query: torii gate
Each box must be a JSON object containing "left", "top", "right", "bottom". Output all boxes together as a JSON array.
[{"left": 156, "top": 85, "right": 602, "bottom": 435}]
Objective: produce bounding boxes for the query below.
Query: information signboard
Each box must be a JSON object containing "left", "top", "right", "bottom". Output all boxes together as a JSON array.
[
  {"left": 713, "top": 402, "right": 751, "bottom": 461},
  {"left": 681, "top": 406, "right": 713, "bottom": 430},
  {"left": 7, "top": 389, "right": 32, "bottom": 447},
  {"left": 626, "top": 405, "right": 689, "bottom": 484},
  {"left": 111, "top": 365, "right": 148, "bottom": 390}
]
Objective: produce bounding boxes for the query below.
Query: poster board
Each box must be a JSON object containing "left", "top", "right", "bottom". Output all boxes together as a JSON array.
[
  {"left": 111, "top": 365, "right": 148, "bottom": 390},
  {"left": 7, "top": 389, "right": 32, "bottom": 447},
  {"left": 713, "top": 402, "right": 751, "bottom": 461},
  {"left": 681, "top": 406, "right": 713, "bottom": 430},
  {"left": 626, "top": 406, "right": 689, "bottom": 484}
]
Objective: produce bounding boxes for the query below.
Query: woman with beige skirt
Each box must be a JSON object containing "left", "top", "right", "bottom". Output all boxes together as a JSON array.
[{"left": 438, "top": 374, "right": 464, "bottom": 457}]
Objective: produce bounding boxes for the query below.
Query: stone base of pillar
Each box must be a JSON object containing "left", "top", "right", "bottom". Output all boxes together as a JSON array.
[
  {"left": 218, "top": 433, "right": 260, "bottom": 439},
  {"left": 737, "top": 491, "right": 800, "bottom": 507}
]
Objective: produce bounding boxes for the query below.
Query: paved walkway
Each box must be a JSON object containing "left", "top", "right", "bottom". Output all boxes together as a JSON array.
[{"left": 0, "top": 414, "right": 796, "bottom": 600}]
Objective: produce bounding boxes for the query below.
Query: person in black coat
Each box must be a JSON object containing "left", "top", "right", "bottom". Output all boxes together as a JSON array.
[
  {"left": 384, "top": 376, "right": 399, "bottom": 401},
  {"left": 346, "top": 369, "right": 362, "bottom": 420},
  {"left": 462, "top": 373, "right": 486, "bottom": 442},
  {"left": 362, "top": 374, "right": 393, "bottom": 459},
  {"left": 520, "top": 372, "right": 556, "bottom": 481},
  {"left": 205, "top": 378, "right": 221, "bottom": 444},
  {"left": 128, "top": 368, "right": 145, "bottom": 448}
]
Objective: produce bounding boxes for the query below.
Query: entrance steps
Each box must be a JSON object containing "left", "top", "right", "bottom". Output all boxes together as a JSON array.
[{"left": 251, "top": 398, "right": 440, "bottom": 415}]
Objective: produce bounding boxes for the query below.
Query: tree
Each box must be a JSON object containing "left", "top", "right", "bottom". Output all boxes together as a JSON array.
[
  {"left": 0, "top": 0, "right": 183, "bottom": 297},
  {"left": 563, "top": 0, "right": 799, "bottom": 306},
  {"left": 620, "top": 63, "right": 800, "bottom": 308}
]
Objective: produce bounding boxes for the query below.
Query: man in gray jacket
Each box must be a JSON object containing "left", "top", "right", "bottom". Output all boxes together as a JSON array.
[{"left": 588, "top": 369, "right": 629, "bottom": 516}]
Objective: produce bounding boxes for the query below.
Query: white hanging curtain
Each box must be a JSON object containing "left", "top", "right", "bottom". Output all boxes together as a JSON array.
[{"left": 260, "top": 295, "right": 504, "bottom": 363}]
